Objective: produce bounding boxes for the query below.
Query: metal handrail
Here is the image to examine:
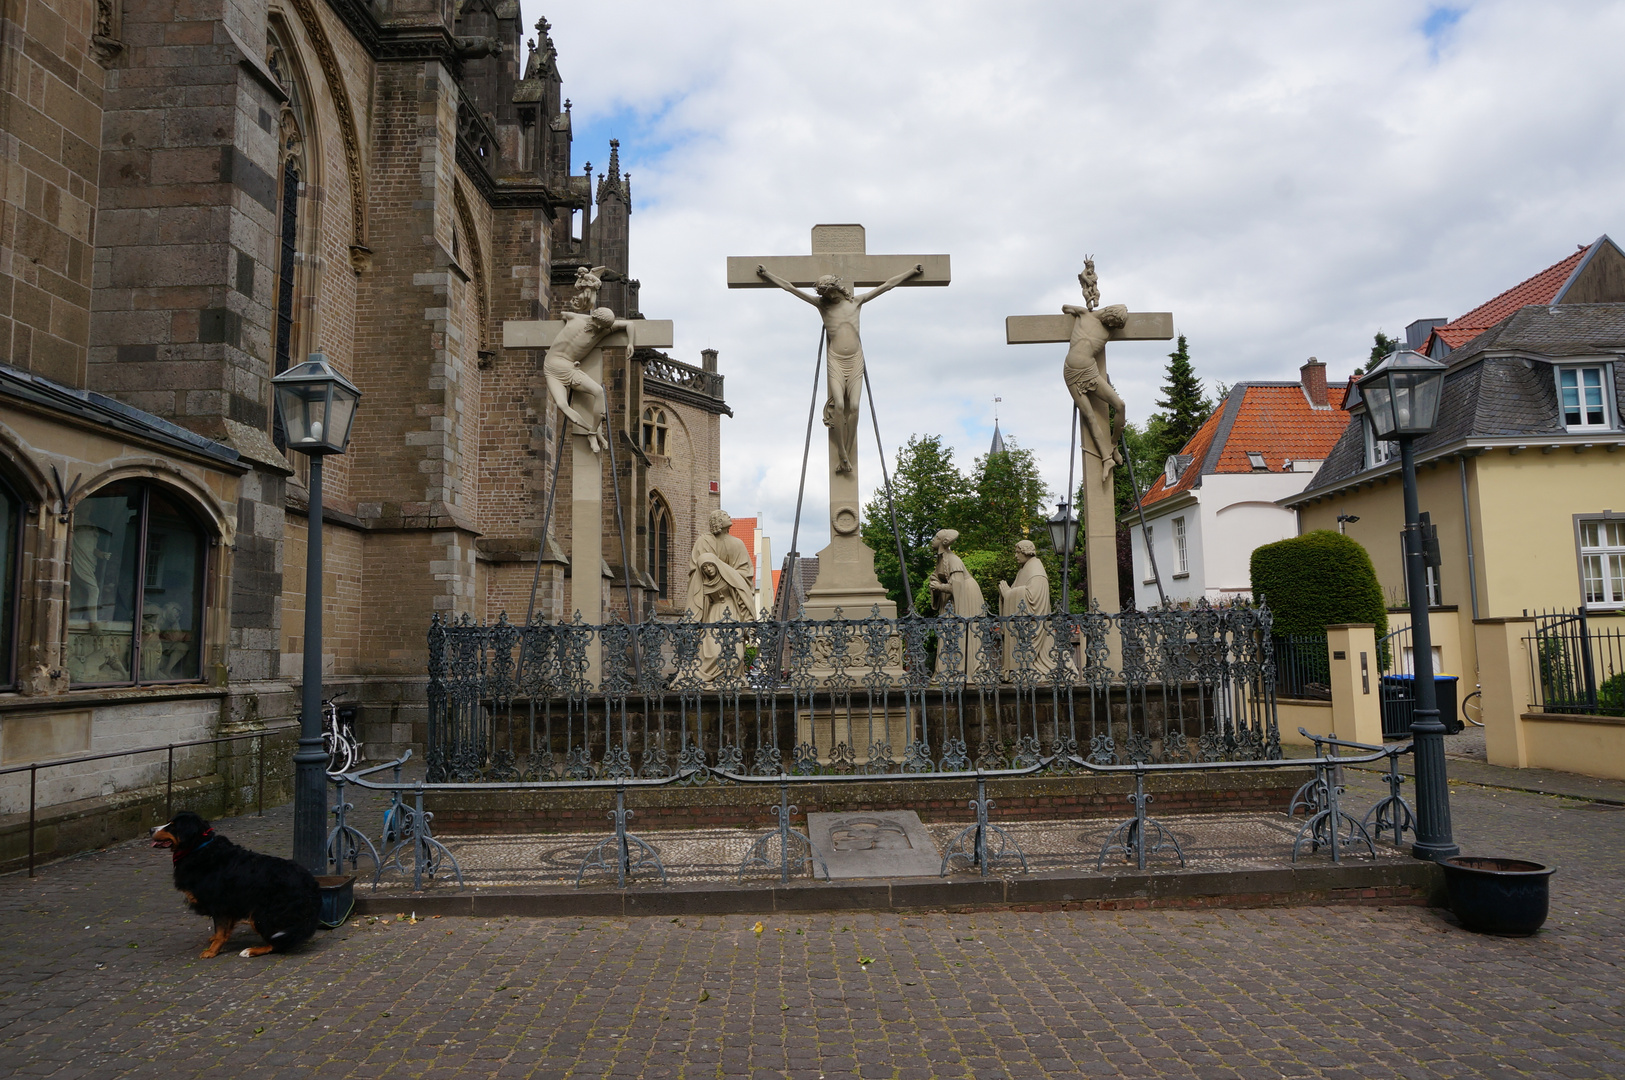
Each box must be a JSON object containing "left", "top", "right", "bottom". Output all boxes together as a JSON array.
[{"left": 4, "top": 728, "right": 285, "bottom": 878}]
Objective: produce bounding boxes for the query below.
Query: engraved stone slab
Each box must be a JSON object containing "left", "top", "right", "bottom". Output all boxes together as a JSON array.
[{"left": 806, "top": 810, "right": 942, "bottom": 879}]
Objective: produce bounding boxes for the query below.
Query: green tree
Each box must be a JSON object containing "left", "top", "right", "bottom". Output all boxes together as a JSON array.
[
  {"left": 958, "top": 439, "right": 1052, "bottom": 611},
  {"left": 1249, "top": 530, "right": 1388, "bottom": 645},
  {"left": 1153, "top": 334, "right": 1213, "bottom": 461},
  {"left": 1113, "top": 416, "right": 1169, "bottom": 519},
  {"left": 1351, "top": 330, "right": 1401, "bottom": 379},
  {"left": 860, "top": 434, "right": 972, "bottom": 610}
]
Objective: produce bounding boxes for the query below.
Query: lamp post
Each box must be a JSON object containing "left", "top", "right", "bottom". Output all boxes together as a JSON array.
[
  {"left": 272, "top": 355, "right": 362, "bottom": 874},
  {"left": 1357, "top": 349, "right": 1458, "bottom": 862},
  {"left": 1047, "top": 501, "right": 1079, "bottom": 612}
]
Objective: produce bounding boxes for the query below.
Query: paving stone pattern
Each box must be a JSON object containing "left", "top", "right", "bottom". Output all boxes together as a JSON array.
[{"left": 2, "top": 770, "right": 1623, "bottom": 1079}]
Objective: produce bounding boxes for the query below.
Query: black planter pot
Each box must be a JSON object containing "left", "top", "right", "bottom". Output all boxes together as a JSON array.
[{"left": 1441, "top": 857, "right": 1554, "bottom": 935}]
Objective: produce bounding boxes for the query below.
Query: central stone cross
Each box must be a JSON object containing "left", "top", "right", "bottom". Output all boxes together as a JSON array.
[{"left": 729, "top": 224, "right": 949, "bottom": 619}]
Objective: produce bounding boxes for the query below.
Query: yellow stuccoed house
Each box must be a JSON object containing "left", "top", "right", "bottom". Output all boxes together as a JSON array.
[{"left": 1286, "top": 236, "right": 1625, "bottom": 779}]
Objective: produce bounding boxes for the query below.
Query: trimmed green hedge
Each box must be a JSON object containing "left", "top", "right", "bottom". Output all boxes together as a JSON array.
[{"left": 1250, "top": 530, "right": 1388, "bottom": 641}]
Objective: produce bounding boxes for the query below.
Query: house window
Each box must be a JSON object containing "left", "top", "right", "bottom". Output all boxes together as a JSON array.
[
  {"left": 1142, "top": 524, "right": 1156, "bottom": 584},
  {"left": 642, "top": 406, "right": 668, "bottom": 456},
  {"left": 1400, "top": 536, "right": 1442, "bottom": 607},
  {"left": 1164, "top": 455, "right": 1178, "bottom": 485},
  {"left": 1172, "top": 516, "right": 1188, "bottom": 575},
  {"left": 648, "top": 493, "right": 671, "bottom": 599},
  {"left": 68, "top": 482, "right": 208, "bottom": 686},
  {"left": 1364, "top": 418, "right": 1394, "bottom": 469},
  {"left": 0, "top": 476, "right": 21, "bottom": 687},
  {"left": 1558, "top": 366, "right": 1611, "bottom": 429},
  {"left": 1579, "top": 517, "right": 1625, "bottom": 608}
]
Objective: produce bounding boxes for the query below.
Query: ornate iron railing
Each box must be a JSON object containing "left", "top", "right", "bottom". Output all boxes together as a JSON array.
[{"left": 425, "top": 599, "right": 1281, "bottom": 783}]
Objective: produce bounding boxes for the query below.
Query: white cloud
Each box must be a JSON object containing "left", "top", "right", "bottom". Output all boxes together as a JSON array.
[{"left": 523, "top": 0, "right": 1625, "bottom": 554}]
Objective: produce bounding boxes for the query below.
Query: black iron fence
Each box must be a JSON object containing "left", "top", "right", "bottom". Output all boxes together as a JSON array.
[
  {"left": 425, "top": 600, "right": 1282, "bottom": 783},
  {"left": 1528, "top": 610, "right": 1625, "bottom": 716},
  {"left": 1273, "top": 633, "right": 1330, "bottom": 699}
]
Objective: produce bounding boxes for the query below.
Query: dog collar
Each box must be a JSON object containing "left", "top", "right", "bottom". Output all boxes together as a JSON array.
[{"left": 172, "top": 828, "right": 215, "bottom": 865}]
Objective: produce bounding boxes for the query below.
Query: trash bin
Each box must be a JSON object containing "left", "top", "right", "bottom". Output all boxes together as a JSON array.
[{"left": 1379, "top": 673, "right": 1461, "bottom": 737}]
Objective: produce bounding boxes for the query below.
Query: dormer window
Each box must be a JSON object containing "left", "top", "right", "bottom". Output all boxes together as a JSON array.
[
  {"left": 1164, "top": 455, "right": 1178, "bottom": 485},
  {"left": 1558, "top": 365, "right": 1612, "bottom": 430},
  {"left": 1364, "top": 418, "right": 1395, "bottom": 469}
]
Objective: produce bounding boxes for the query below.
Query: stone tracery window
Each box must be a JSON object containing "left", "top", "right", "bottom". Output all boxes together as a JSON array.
[
  {"left": 68, "top": 481, "right": 209, "bottom": 686},
  {"left": 648, "top": 492, "right": 671, "bottom": 599},
  {"left": 267, "top": 27, "right": 314, "bottom": 462},
  {"left": 642, "top": 406, "right": 668, "bottom": 457}
]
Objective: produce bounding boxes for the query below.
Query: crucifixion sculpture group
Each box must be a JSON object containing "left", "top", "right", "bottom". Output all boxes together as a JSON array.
[{"left": 501, "top": 222, "right": 1174, "bottom": 674}]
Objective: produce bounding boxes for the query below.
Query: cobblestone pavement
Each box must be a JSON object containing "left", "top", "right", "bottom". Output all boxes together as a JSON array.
[{"left": 2, "top": 769, "right": 1622, "bottom": 1079}]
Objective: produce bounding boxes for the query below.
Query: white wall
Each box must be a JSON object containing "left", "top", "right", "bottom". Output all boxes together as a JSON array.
[{"left": 1128, "top": 471, "right": 1315, "bottom": 608}]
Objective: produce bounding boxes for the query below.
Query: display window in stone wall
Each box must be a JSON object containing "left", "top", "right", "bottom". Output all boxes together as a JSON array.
[{"left": 68, "top": 482, "right": 208, "bottom": 686}]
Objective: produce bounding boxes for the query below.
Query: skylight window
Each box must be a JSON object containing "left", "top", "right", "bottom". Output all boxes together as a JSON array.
[{"left": 1246, "top": 452, "right": 1267, "bottom": 471}]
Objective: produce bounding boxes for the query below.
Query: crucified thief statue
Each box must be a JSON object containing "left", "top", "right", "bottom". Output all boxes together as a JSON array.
[
  {"left": 755, "top": 263, "right": 924, "bottom": 474},
  {"left": 1061, "top": 260, "right": 1129, "bottom": 487},
  {"left": 543, "top": 306, "right": 636, "bottom": 454}
]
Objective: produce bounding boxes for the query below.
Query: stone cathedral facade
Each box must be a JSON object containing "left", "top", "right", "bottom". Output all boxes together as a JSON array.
[{"left": 0, "top": 0, "right": 725, "bottom": 824}]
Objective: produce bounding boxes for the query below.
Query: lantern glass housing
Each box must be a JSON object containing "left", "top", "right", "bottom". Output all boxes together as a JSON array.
[
  {"left": 272, "top": 354, "right": 361, "bottom": 455},
  {"left": 1046, "top": 502, "right": 1079, "bottom": 556},
  {"left": 1358, "top": 349, "right": 1446, "bottom": 439}
]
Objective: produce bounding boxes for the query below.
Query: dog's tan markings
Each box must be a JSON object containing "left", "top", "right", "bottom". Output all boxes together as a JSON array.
[
  {"left": 183, "top": 891, "right": 198, "bottom": 905},
  {"left": 238, "top": 945, "right": 275, "bottom": 958},
  {"left": 200, "top": 918, "right": 237, "bottom": 959}
]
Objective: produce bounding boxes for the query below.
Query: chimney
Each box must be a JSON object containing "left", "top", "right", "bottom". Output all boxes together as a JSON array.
[{"left": 1300, "top": 357, "right": 1328, "bottom": 408}]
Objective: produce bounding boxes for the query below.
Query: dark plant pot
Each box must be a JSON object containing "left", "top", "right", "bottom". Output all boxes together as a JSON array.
[
  {"left": 315, "top": 874, "right": 356, "bottom": 929},
  {"left": 1441, "top": 857, "right": 1553, "bottom": 935}
]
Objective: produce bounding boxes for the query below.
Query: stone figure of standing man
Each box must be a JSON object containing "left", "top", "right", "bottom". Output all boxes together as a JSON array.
[
  {"left": 928, "top": 528, "right": 985, "bottom": 678},
  {"left": 755, "top": 262, "right": 924, "bottom": 475},
  {"left": 998, "top": 539, "right": 1054, "bottom": 677},
  {"left": 685, "top": 510, "right": 756, "bottom": 683},
  {"left": 1061, "top": 261, "right": 1129, "bottom": 487}
]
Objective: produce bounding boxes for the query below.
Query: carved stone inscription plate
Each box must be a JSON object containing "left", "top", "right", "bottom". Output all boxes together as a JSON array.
[{"left": 806, "top": 810, "right": 942, "bottom": 878}]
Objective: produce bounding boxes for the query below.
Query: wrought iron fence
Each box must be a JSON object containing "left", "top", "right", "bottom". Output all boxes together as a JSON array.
[
  {"left": 1528, "top": 609, "right": 1625, "bottom": 716},
  {"left": 1273, "top": 633, "right": 1330, "bottom": 699},
  {"left": 425, "top": 599, "right": 1282, "bottom": 783}
]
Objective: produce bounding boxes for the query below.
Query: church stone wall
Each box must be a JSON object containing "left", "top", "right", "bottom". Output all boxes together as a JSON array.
[{"left": 0, "top": 0, "right": 105, "bottom": 386}]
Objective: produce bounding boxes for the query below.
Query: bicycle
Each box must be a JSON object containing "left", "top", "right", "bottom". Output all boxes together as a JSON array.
[
  {"left": 1461, "top": 687, "right": 1484, "bottom": 728},
  {"left": 322, "top": 693, "right": 361, "bottom": 776}
]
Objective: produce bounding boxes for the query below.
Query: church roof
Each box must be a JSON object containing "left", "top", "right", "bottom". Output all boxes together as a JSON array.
[{"left": 988, "top": 421, "right": 1005, "bottom": 456}]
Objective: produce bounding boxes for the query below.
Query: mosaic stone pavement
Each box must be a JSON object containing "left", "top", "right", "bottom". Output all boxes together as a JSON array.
[{"left": 2, "top": 768, "right": 1622, "bottom": 1079}]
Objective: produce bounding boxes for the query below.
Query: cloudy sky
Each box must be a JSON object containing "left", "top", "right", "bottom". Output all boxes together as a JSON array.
[{"left": 521, "top": 1, "right": 1625, "bottom": 554}]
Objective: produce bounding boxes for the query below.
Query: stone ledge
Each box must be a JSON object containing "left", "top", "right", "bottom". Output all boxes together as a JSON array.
[{"left": 353, "top": 860, "right": 1444, "bottom": 919}]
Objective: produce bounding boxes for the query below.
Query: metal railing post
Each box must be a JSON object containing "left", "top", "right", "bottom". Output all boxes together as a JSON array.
[
  {"left": 257, "top": 732, "right": 266, "bottom": 816},
  {"left": 28, "top": 764, "right": 38, "bottom": 878},
  {"left": 165, "top": 744, "right": 175, "bottom": 818}
]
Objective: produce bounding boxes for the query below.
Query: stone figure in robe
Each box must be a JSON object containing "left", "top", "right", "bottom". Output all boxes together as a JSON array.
[
  {"left": 685, "top": 509, "right": 756, "bottom": 683},
  {"left": 928, "top": 528, "right": 986, "bottom": 678},
  {"left": 998, "top": 539, "right": 1054, "bottom": 676},
  {"left": 754, "top": 262, "right": 924, "bottom": 476}
]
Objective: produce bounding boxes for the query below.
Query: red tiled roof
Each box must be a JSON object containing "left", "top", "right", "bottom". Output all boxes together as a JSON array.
[
  {"left": 1428, "top": 247, "right": 1586, "bottom": 352},
  {"left": 1136, "top": 384, "right": 1349, "bottom": 510}
]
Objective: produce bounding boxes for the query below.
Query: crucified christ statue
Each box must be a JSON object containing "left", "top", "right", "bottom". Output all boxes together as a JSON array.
[
  {"left": 1061, "top": 263, "right": 1129, "bottom": 487},
  {"left": 755, "top": 262, "right": 924, "bottom": 474}
]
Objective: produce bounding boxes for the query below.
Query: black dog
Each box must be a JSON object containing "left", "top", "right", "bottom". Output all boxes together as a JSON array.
[{"left": 149, "top": 811, "right": 321, "bottom": 958}]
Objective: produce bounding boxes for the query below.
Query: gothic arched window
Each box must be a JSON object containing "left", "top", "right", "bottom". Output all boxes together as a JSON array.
[
  {"left": 641, "top": 406, "right": 668, "bottom": 457},
  {"left": 68, "top": 481, "right": 210, "bottom": 686},
  {"left": 648, "top": 493, "right": 671, "bottom": 599},
  {"left": 267, "top": 27, "right": 314, "bottom": 457}
]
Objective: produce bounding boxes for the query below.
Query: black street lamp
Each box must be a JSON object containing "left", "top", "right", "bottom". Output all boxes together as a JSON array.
[
  {"left": 272, "top": 355, "right": 362, "bottom": 874},
  {"left": 1357, "top": 349, "right": 1458, "bottom": 862},
  {"left": 1047, "top": 501, "right": 1079, "bottom": 612}
]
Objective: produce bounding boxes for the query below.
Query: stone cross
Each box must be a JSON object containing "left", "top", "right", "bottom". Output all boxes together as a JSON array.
[
  {"left": 501, "top": 316, "right": 674, "bottom": 682},
  {"left": 728, "top": 225, "right": 949, "bottom": 620},
  {"left": 1005, "top": 307, "right": 1172, "bottom": 616}
]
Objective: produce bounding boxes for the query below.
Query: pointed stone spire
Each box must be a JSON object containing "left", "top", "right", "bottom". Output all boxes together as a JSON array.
[
  {"left": 988, "top": 420, "right": 1006, "bottom": 456},
  {"left": 595, "top": 139, "right": 629, "bottom": 205}
]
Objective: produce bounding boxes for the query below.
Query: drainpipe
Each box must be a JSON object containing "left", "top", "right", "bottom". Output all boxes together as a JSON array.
[{"left": 1458, "top": 454, "right": 1479, "bottom": 622}]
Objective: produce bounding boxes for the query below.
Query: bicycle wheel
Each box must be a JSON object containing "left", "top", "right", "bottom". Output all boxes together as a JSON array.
[{"left": 1462, "top": 690, "right": 1484, "bottom": 728}]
